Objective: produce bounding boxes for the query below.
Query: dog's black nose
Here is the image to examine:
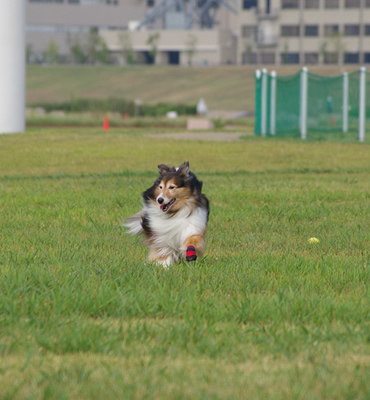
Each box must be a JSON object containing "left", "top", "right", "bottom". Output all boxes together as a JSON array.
[{"left": 157, "top": 197, "right": 164, "bottom": 204}]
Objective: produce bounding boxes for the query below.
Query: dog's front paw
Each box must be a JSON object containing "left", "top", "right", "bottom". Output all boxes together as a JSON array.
[{"left": 186, "top": 246, "right": 197, "bottom": 262}]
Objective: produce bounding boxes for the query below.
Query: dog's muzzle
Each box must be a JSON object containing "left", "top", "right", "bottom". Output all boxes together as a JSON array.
[{"left": 158, "top": 198, "right": 176, "bottom": 212}]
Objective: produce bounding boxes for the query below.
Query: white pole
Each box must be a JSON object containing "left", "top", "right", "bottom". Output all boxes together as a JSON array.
[
  {"left": 261, "top": 69, "right": 268, "bottom": 136},
  {"left": 270, "top": 71, "right": 276, "bottom": 136},
  {"left": 0, "top": 1, "right": 25, "bottom": 134},
  {"left": 300, "top": 67, "right": 308, "bottom": 140},
  {"left": 255, "top": 69, "right": 261, "bottom": 134},
  {"left": 359, "top": 67, "right": 366, "bottom": 143},
  {"left": 342, "top": 72, "right": 348, "bottom": 133}
]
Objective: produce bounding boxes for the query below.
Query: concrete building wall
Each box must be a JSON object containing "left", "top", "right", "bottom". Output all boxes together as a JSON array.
[
  {"left": 26, "top": 0, "right": 146, "bottom": 55},
  {"left": 100, "top": 29, "right": 235, "bottom": 66},
  {"left": 26, "top": 0, "right": 370, "bottom": 66},
  {"left": 239, "top": 0, "right": 370, "bottom": 65},
  {"left": 26, "top": 2, "right": 145, "bottom": 28}
]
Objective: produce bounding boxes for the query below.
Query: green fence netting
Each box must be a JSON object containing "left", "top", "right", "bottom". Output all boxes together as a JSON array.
[
  {"left": 255, "top": 68, "right": 368, "bottom": 141},
  {"left": 275, "top": 72, "right": 300, "bottom": 137}
]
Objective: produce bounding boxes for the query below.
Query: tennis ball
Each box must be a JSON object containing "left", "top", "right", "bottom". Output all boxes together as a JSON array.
[{"left": 308, "top": 237, "right": 320, "bottom": 244}]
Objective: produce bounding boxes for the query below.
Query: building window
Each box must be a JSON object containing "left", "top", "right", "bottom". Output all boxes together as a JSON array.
[
  {"left": 147, "top": 0, "right": 155, "bottom": 6},
  {"left": 364, "top": 53, "right": 370, "bottom": 63},
  {"left": 30, "top": 0, "right": 64, "bottom": 2},
  {"left": 325, "top": 0, "right": 339, "bottom": 8},
  {"left": 281, "top": 52, "right": 300, "bottom": 64},
  {"left": 243, "top": 0, "right": 258, "bottom": 9},
  {"left": 344, "top": 52, "right": 359, "bottom": 63},
  {"left": 242, "top": 25, "right": 256, "bottom": 37},
  {"left": 304, "top": 53, "right": 319, "bottom": 64},
  {"left": 305, "top": 25, "right": 319, "bottom": 36},
  {"left": 282, "top": 0, "right": 299, "bottom": 8},
  {"left": 365, "top": 25, "right": 370, "bottom": 35},
  {"left": 281, "top": 25, "right": 300, "bottom": 36},
  {"left": 345, "top": 0, "right": 360, "bottom": 6},
  {"left": 324, "top": 24, "right": 339, "bottom": 36},
  {"left": 261, "top": 52, "right": 275, "bottom": 64},
  {"left": 305, "top": 0, "right": 319, "bottom": 8},
  {"left": 68, "top": 0, "right": 79, "bottom": 3},
  {"left": 168, "top": 51, "right": 179, "bottom": 65},
  {"left": 242, "top": 52, "right": 258, "bottom": 64},
  {"left": 344, "top": 24, "right": 360, "bottom": 36},
  {"left": 324, "top": 52, "right": 339, "bottom": 64}
]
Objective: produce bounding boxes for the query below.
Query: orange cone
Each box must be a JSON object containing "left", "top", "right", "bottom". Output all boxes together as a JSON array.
[{"left": 103, "top": 115, "right": 110, "bottom": 131}]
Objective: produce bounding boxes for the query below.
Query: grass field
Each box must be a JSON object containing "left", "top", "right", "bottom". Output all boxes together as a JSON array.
[
  {"left": 0, "top": 126, "right": 369, "bottom": 399},
  {"left": 27, "top": 65, "right": 360, "bottom": 113}
]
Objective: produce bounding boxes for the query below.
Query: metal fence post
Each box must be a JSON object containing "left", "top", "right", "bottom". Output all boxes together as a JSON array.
[
  {"left": 342, "top": 72, "right": 348, "bottom": 133},
  {"left": 261, "top": 69, "right": 268, "bottom": 136},
  {"left": 254, "top": 69, "right": 261, "bottom": 135},
  {"left": 270, "top": 71, "right": 276, "bottom": 136},
  {"left": 300, "top": 67, "right": 308, "bottom": 140},
  {"left": 359, "top": 67, "right": 366, "bottom": 143}
]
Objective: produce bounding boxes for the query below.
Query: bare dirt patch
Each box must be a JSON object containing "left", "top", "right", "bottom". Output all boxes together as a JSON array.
[{"left": 147, "top": 132, "right": 252, "bottom": 141}]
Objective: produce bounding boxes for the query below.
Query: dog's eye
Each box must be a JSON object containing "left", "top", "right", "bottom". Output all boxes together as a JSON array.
[
  {"left": 159, "top": 185, "right": 163, "bottom": 190},
  {"left": 169, "top": 185, "right": 175, "bottom": 190}
]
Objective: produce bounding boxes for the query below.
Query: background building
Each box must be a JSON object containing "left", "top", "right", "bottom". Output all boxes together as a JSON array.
[
  {"left": 240, "top": 0, "right": 370, "bottom": 65},
  {"left": 26, "top": 0, "right": 370, "bottom": 66}
]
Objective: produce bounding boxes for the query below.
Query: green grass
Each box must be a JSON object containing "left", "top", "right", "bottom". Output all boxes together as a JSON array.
[
  {"left": 26, "top": 113, "right": 189, "bottom": 130},
  {"left": 27, "top": 65, "right": 358, "bottom": 113},
  {"left": 0, "top": 126, "right": 369, "bottom": 399},
  {"left": 27, "top": 65, "right": 255, "bottom": 111}
]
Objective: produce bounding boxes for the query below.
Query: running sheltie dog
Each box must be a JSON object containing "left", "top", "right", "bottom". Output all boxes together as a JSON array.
[{"left": 124, "top": 161, "right": 210, "bottom": 267}]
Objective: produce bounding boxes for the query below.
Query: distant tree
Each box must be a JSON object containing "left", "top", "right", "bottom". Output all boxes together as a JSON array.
[
  {"left": 43, "top": 39, "right": 59, "bottom": 64},
  {"left": 95, "top": 37, "right": 110, "bottom": 64},
  {"left": 119, "top": 32, "right": 136, "bottom": 65},
  {"left": 319, "top": 32, "right": 345, "bottom": 65},
  {"left": 67, "top": 33, "right": 88, "bottom": 64},
  {"left": 185, "top": 34, "right": 197, "bottom": 66},
  {"left": 243, "top": 42, "right": 254, "bottom": 64},
  {"left": 319, "top": 41, "right": 328, "bottom": 64},
  {"left": 86, "top": 28, "right": 108, "bottom": 64},
  {"left": 282, "top": 41, "right": 289, "bottom": 64},
  {"left": 26, "top": 44, "right": 34, "bottom": 64},
  {"left": 66, "top": 29, "right": 110, "bottom": 65},
  {"left": 146, "top": 32, "right": 160, "bottom": 63},
  {"left": 86, "top": 27, "right": 110, "bottom": 64},
  {"left": 85, "top": 27, "right": 99, "bottom": 64},
  {"left": 329, "top": 32, "right": 345, "bottom": 66}
]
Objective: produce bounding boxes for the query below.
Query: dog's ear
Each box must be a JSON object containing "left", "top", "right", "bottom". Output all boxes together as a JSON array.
[
  {"left": 178, "top": 161, "right": 190, "bottom": 176},
  {"left": 158, "top": 164, "right": 170, "bottom": 175}
]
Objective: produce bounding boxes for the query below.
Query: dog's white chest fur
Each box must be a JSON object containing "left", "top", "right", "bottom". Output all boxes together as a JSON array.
[{"left": 145, "top": 203, "right": 208, "bottom": 262}]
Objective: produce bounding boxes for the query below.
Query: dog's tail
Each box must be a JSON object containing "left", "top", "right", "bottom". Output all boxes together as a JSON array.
[{"left": 123, "top": 210, "right": 144, "bottom": 235}]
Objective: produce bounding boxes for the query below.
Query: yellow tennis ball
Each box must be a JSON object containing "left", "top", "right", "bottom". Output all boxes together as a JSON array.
[{"left": 308, "top": 237, "right": 320, "bottom": 244}]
